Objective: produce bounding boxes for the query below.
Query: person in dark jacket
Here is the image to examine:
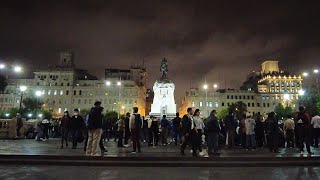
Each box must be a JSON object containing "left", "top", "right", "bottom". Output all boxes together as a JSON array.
[
  {"left": 172, "top": 112, "right": 182, "bottom": 146},
  {"left": 60, "top": 111, "right": 71, "bottom": 149},
  {"left": 265, "top": 112, "right": 279, "bottom": 153},
  {"left": 224, "top": 111, "right": 237, "bottom": 149},
  {"left": 206, "top": 110, "right": 220, "bottom": 155},
  {"left": 296, "top": 106, "right": 313, "bottom": 155},
  {"left": 15, "top": 113, "right": 23, "bottom": 139},
  {"left": 181, "top": 107, "right": 198, "bottom": 156},
  {"left": 70, "top": 109, "right": 84, "bottom": 149},
  {"left": 255, "top": 112, "right": 265, "bottom": 148},
  {"left": 161, "top": 115, "right": 169, "bottom": 145},
  {"left": 86, "top": 101, "right": 104, "bottom": 156},
  {"left": 149, "top": 116, "right": 159, "bottom": 146},
  {"left": 124, "top": 112, "right": 130, "bottom": 147}
]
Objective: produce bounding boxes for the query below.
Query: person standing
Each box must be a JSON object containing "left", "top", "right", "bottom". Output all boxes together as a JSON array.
[
  {"left": 86, "top": 101, "right": 104, "bottom": 156},
  {"left": 15, "top": 113, "right": 23, "bottom": 139},
  {"left": 117, "top": 116, "right": 125, "bottom": 147},
  {"left": 161, "top": 115, "right": 169, "bottom": 145},
  {"left": 239, "top": 114, "right": 247, "bottom": 148},
  {"left": 124, "top": 112, "right": 130, "bottom": 147},
  {"left": 206, "top": 110, "right": 220, "bottom": 155},
  {"left": 245, "top": 115, "right": 256, "bottom": 150},
  {"left": 60, "top": 111, "right": 71, "bottom": 149},
  {"left": 129, "top": 107, "right": 142, "bottom": 153},
  {"left": 149, "top": 116, "right": 159, "bottom": 146},
  {"left": 284, "top": 115, "right": 295, "bottom": 148},
  {"left": 172, "top": 112, "right": 182, "bottom": 146},
  {"left": 311, "top": 114, "right": 320, "bottom": 148},
  {"left": 181, "top": 107, "right": 197, "bottom": 156},
  {"left": 296, "top": 106, "right": 313, "bottom": 155},
  {"left": 265, "top": 112, "right": 279, "bottom": 153},
  {"left": 193, "top": 109, "right": 205, "bottom": 156},
  {"left": 255, "top": 113, "right": 265, "bottom": 148},
  {"left": 70, "top": 109, "right": 84, "bottom": 149},
  {"left": 224, "top": 111, "right": 237, "bottom": 149}
]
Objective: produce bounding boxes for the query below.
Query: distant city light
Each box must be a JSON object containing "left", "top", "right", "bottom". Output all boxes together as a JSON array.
[
  {"left": 14, "top": 66, "right": 22, "bottom": 73},
  {"left": 28, "top": 113, "right": 32, "bottom": 118},
  {"left": 38, "top": 114, "right": 43, "bottom": 118},
  {"left": 283, "top": 94, "right": 290, "bottom": 100},
  {"left": 213, "top": 84, "right": 218, "bottom": 89},
  {"left": 5, "top": 113, "right": 9, "bottom": 117},
  {"left": 0, "top": 64, "right": 5, "bottom": 69},
  {"left": 106, "top": 81, "right": 111, "bottom": 86},
  {"left": 203, "top": 84, "right": 208, "bottom": 90},
  {"left": 314, "top": 69, "right": 319, "bottom": 74},
  {"left": 298, "top": 89, "right": 305, "bottom": 96},
  {"left": 302, "top": 72, "right": 309, "bottom": 77},
  {"left": 35, "top": 90, "right": 42, "bottom": 97},
  {"left": 20, "top": 86, "right": 27, "bottom": 92},
  {"left": 117, "top": 81, "right": 121, "bottom": 86}
]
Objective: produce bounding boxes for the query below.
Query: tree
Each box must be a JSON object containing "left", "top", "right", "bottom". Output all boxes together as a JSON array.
[
  {"left": 0, "top": 74, "right": 8, "bottom": 93},
  {"left": 274, "top": 103, "right": 294, "bottom": 120},
  {"left": 80, "top": 109, "right": 90, "bottom": 117},
  {"left": 104, "top": 111, "right": 118, "bottom": 124},
  {"left": 316, "top": 95, "right": 320, "bottom": 115},
  {"left": 217, "top": 107, "right": 229, "bottom": 120},
  {"left": 22, "top": 98, "right": 43, "bottom": 110},
  {"left": 40, "top": 109, "right": 53, "bottom": 119},
  {"left": 228, "top": 101, "right": 247, "bottom": 119}
]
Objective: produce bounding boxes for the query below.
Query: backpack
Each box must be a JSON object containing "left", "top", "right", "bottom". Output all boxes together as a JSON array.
[
  {"left": 296, "top": 113, "right": 308, "bottom": 127},
  {"left": 134, "top": 114, "right": 142, "bottom": 129}
]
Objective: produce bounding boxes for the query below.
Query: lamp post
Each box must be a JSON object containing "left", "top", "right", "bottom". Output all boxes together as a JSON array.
[
  {"left": 203, "top": 84, "right": 208, "bottom": 117},
  {"left": 35, "top": 90, "right": 42, "bottom": 119},
  {"left": 19, "top": 86, "right": 27, "bottom": 111}
]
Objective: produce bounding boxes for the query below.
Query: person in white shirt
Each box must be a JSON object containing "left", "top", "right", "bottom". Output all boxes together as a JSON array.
[
  {"left": 193, "top": 109, "right": 205, "bottom": 156},
  {"left": 311, "top": 115, "right": 320, "bottom": 148},
  {"left": 245, "top": 115, "right": 256, "bottom": 150},
  {"left": 283, "top": 115, "right": 295, "bottom": 148}
]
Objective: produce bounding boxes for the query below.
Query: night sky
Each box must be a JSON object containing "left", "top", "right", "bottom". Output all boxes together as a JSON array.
[{"left": 1, "top": 1, "right": 320, "bottom": 98}]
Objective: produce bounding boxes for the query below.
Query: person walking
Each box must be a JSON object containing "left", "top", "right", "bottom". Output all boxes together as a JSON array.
[
  {"left": 206, "top": 110, "right": 220, "bottom": 155},
  {"left": 172, "top": 112, "right": 182, "bottom": 146},
  {"left": 117, "top": 116, "right": 125, "bottom": 147},
  {"left": 245, "top": 115, "right": 256, "bottom": 150},
  {"left": 70, "top": 109, "right": 84, "bottom": 149},
  {"left": 86, "top": 101, "right": 104, "bottom": 156},
  {"left": 181, "top": 107, "right": 197, "bottom": 157},
  {"left": 296, "top": 106, "right": 313, "bottom": 155},
  {"left": 224, "top": 111, "right": 237, "bottom": 149},
  {"left": 193, "top": 109, "right": 205, "bottom": 156},
  {"left": 311, "top": 114, "right": 320, "bottom": 148},
  {"left": 15, "top": 113, "right": 23, "bottom": 139},
  {"left": 129, "top": 107, "right": 142, "bottom": 153},
  {"left": 284, "top": 115, "right": 295, "bottom": 148},
  {"left": 161, "top": 115, "right": 169, "bottom": 145},
  {"left": 265, "top": 112, "right": 279, "bottom": 153},
  {"left": 124, "top": 112, "right": 130, "bottom": 147}
]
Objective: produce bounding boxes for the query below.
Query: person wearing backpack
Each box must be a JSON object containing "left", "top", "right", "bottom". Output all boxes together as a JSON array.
[
  {"left": 129, "top": 107, "right": 143, "bottom": 153},
  {"left": 86, "top": 101, "right": 104, "bottom": 156},
  {"left": 296, "top": 106, "right": 313, "bottom": 155}
]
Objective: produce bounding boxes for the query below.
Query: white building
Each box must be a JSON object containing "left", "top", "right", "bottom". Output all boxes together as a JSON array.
[{"left": 0, "top": 52, "right": 147, "bottom": 117}]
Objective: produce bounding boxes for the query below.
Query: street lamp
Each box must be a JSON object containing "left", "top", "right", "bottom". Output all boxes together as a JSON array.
[
  {"left": 0, "top": 64, "right": 5, "bottom": 69},
  {"left": 13, "top": 66, "right": 22, "bottom": 73},
  {"left": 106, "top": 81, "right": 111, "bottom": 86},
  {"left": 35, "top": 90, "right": 42, "bottom": 119},
  {"left": 314, "top": 69, "right": 319, "bottom": 74},
  {"left": 213, "top": 84, "right": 218, "bottom": 89},
  {"left": 298, "top": 89, "right": 305, "bottom": 96},
  {"left": 203, "top": 84, "right": 208, "bottom": 117},
  {"left": 106, "top": 79, "right": 122, "bottom": 119},
  {"left": 302, "top": 72, "right": 309, "bottom": 77},
  {"left": 19, "top": 86, "right": 27, "bottom": 111}
]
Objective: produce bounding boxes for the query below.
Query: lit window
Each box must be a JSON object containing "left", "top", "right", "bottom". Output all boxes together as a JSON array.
[
  {"left": 58, "top": 108, "right": 61, "bottom": 113},
  {"left": 199, "top": 101, "right": 203, "bottom": 107},
  {"left": 54, "top": 90, "right": 57, "bottom": 95},
  {"left": 192, "top": 101, "right": 195, "bottom": 107},
  {"left": 48, "top": 90, "right": 51, "bottom": 95},
  {"left": 60, "top": 90, "right": 63, "bottom": 95},
  {"left": 215, "top": 102, "right": 219, "bottom": 108},
  {"left": 209, "top": 102, "right": 212, "bottom": 107}
]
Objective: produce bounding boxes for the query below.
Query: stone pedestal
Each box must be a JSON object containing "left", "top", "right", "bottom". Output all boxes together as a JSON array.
[{"left": 149, "top": 79, "right": 176, "bottom": 119}]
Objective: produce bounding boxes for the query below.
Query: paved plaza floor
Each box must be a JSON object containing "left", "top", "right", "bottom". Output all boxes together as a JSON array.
[
  {"left": 0, "top": 166, "right": 319, "bottom": 180},
  {"left": 0, "top": 138, "right": 319, "bottom": 158}
]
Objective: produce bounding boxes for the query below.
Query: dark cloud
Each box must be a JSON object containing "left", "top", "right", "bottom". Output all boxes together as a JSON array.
[{"left": 1, "top": 0, "right": 320, "bottom": 98}]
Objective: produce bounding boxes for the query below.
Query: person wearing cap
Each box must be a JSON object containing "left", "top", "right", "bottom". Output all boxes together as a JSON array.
[
  {"left": 70, "top": 109, "right": 84, "bottom": 149},
  {"left": 86, "top": 101, "right": 104, "bottom": 156},
  {"left": 15, "top": 113, "right": 23, "bottom": 139}
]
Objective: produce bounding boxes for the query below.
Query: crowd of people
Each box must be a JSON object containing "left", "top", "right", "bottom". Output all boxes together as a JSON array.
[{"left": 17, "top": 100, "right": 320, "bottom": 157}]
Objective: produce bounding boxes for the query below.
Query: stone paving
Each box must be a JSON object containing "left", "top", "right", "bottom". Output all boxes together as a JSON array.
[
  {"left": 0, "top": 166, "right": 319, "bottom": 180},
  {"left": 0, "top": 138, "right": 320, "bottom": 158}
]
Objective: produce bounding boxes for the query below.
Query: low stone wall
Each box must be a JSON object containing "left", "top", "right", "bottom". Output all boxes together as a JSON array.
[{"left": 0, "top": 118, "right": 38, "bottom": 139}]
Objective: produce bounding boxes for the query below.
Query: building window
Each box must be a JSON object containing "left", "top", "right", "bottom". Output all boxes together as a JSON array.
[
  {"left": 248, "top": 103, "right": 250, "bottom": 107},
  {"left": 222, "top": 102, "right": 225, "bottom": 106},
  {"left": 60, "top": 90, "right": 63, "bottom": 95},
  {"left": 215, "top": 102, "right": 219, "bottom": 108},
  {"left": 227, "top": 95, "right": 229, "bottom": 99},
  {"left": 247, "top": 96, "right": 250, "bottom": 99},
  {"left": 209, "top": 102, "right": 212, "bottom": 107},
  {"left": 78, "top": 99, "right": 81, "bottom": 104},
  {"left": 257, "top": 103, "right": 260, "bottom": 107},
  {"left": 239, "top": 96, "right": 241, "bottom": 99},
  {"left": 74, "top": 90, "right": 76, "bottom": 95},
  {"left": 263, "top": 103, "right": 266, "bottom": 107},
  {"left": 243, "top": 96, "right": 246, "bottom": 99},
  {"left": 54, "top": 90, "right": 57, "bottom": 95},
  {"left": 79, "top": 90, "right": 82, "bottom": 96},
  {"left": 192, "top": 101, "right": 195, "bottom": 107},
  {"left": 48, "top": 90, "right": 51, "bottom": 95},
  {"left": 61, "top": 83, "right": 64, "bottom": 86},
  {"left": 227, "top": 103, "right": 230, "bottom": 106},
  {"left": 252, "top": 103, "right": 254, "bottom": 107},
  {"left": 235, "top": 96, "right": 238, "bottom": 99},
  {"left": 58, "top": 108, "right": 61, "bottom": 113},
  {"left": 199, "top": 101, "right": 203, "bottom": 107},
  {"left": 231, "top": 95, "right": 233, "bottom": 99},
  {"left": 66, "top": 90, "right": 69, "bottom": 95},
  {"left": 251, "top": 96, "right": 254, "bottom": 99},
  {"left": 267, "top": 103, "right": 270, "bottom": 107}
]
